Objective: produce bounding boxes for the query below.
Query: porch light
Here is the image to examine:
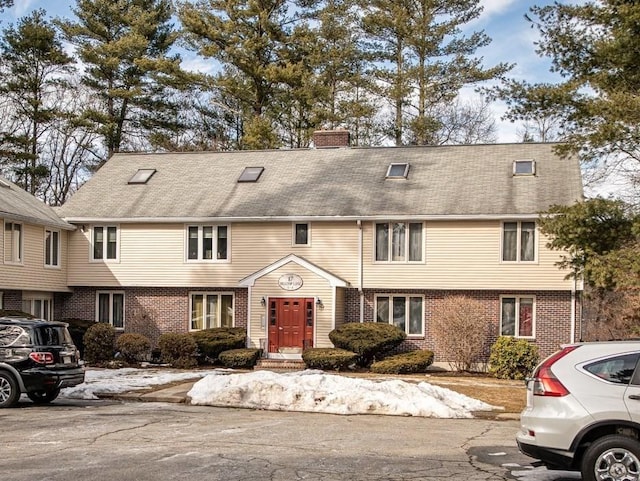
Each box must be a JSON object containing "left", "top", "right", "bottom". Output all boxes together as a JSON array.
[
  {"left": 316, "top": 297, "right": 324, "bottom": 309},
  {"left": 261, "top": 296, "right": 266, "bottom": 307}
]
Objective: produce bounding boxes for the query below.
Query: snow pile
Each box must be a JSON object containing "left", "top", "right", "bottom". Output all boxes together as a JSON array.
[
  {"left": 188, "top": 370, "right": 495, "bottom": 418},
  {"left": 62, "top": 368, "right": 223, "bottom": 400}
]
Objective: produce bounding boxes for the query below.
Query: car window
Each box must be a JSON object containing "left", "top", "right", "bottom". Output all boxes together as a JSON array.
[
  {"left": 585, "top": 353, "right": 640, "bottom": 385},
  {"left": 32, "top": 326, "right": 73, "bottom": 346},
  {"left": 0, "top": 325, "right": 30, "bottom": 347}
]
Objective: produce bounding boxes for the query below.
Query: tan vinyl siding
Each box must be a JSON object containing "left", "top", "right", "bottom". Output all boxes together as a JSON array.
[
  {"left": 248, "top": 263, "right": 334, "bottom": 349},
  {"left": 67, "top": 222, "right": 359, "bottom": 287},
  {"left": 363, "top": 220, "right": 573, "bottom": 290},
  {"left": 0, "top": 220, "right": 69, "bottom": 292}
]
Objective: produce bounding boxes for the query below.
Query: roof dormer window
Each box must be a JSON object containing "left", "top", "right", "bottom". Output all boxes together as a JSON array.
[
  {"left": 386, "top": 163, "right": 409, "bottom": 179},
  {"left": 128, "top": 169, "right": 156, "bottom": 184},
  {"left": 513, "top": 160, "right": 535, "bottom": 176}
]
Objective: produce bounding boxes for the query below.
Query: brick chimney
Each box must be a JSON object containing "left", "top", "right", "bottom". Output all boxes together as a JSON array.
[{"left": 313, "top": 129, "right": 350, "bottom": 148}]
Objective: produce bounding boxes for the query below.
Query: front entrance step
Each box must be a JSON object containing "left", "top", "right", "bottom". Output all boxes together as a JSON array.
[{"left": 256, "top": 358, "right": 306, "bottom": 370}]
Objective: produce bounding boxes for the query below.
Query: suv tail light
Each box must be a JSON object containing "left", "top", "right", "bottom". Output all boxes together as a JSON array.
[
  {"left": 531, "top": 345, "right": 579, "bottom": 397},
  {"left": 29, "top": 352, "right": 54, "bottom": 364}
]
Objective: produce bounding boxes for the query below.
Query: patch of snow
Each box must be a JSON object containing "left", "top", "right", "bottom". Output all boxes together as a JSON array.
[
  {"left": 187, "top": 369, "right": 495, "bottom": 418},
  {"left": 511, "top": 466, "right": 580, "bottom": 480}
]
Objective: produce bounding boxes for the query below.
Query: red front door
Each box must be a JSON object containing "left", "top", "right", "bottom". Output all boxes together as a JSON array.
[{"left": 268, "top": 298, "right": 314, "bottom": 353}]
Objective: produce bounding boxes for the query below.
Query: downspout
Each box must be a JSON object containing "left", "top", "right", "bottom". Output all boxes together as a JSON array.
[
  {"left": 570, "top": 279, "right": 576, "bottom": 344},
  {"left": 358, "top": 220, "right": 364, "bottom": 323}
]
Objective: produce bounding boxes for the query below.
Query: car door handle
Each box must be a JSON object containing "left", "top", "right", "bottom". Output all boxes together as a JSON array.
[{"left": 628, "top": 395, "right": 640, "bottom": 400}]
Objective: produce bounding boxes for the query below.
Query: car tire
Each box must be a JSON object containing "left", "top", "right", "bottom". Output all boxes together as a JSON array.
[
  {"left": 0, "top": 371, "right": 21, "bottom": 408},
  {"left": 581, "top": 434, "right": 640, "bottom": 481},
  {"left": 27, "top": 388, "right": 61, "bottom": 404}
]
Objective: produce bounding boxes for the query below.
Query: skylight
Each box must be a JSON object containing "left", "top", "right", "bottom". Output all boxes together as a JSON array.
[
  {"left": 238, "top": 167, "right": 264, "bottom": 183},
  {"left": 386, "top": 163, "right": 410, "bottom": 179},
  {"left": 0, "top": 178, "right": 10, "bottom": 188},
  {"left": 513, "top": 160, "right": 535, "bottom": 176},
  {"left": 128, "top": 169, "right": 156, "bottom": 184}
]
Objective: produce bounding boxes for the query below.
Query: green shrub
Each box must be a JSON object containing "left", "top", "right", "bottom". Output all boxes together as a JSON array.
[
  {"left": 190, "top": 327, "right": 246, "bottom": 364},
  {"left": 158, "top": 333, "right": 198, "bottom": 368},
  {"left": 370, "top": 350, "right": 435, "bottom": 374},
  {"left": 302, "top": 348, "right": 358, "bottom": 370},
  {"left": 83, "top": 323, "right": 116, "bottom": 365},
  {"left": 489, "top": 336, "right": 539, "bottom": 380},
  {"left": 218, "top": 348, "right": 261, "bottom": 369},
  {"left": 0, "top": 309, "right": 34, "bottom": 318},
  {"left": 116, "top": 333, "right": 151, "bottom": 364},
  {"left": 62, "top": 319, "right": 95, "bottom": 357},
  {"left": 328, "top": 322, "right": 406, "bottom": 367}
]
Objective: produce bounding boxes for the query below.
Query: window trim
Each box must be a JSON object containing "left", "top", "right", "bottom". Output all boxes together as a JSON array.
[
  {"left": 513, "top": 159, "right": 536, "bottom": 176},
  {"left": 95, "top": 291, "right": 125, "bottom": 330},
  {"left": 501, "top": 220, "right": 538, "bottom": 264},
  {"left": 4, "top": 221, "right": 23, "bottom": 265},
  {"left": 44, "top": 228, "right": 61, "bottom": 269},
  {"left": 90, "top": 225, "right": 120, "bottom": 262},
  {"left": 499, "top": 295, "right": 536, "bottom": 339},
  {"left": 292, "top": 222, "right": 311, "bottom": 247},
  {"left": 189, "top": 291, "right": 235, "bottom": 331},
  {"left": 374, "top": 293, "right": 425, "bottom": 337},
  {"left": 22, "top": 293, "right": 53, "bottom": 321},
  {"left": 386, "top": 163, "right": 410, "bottom": 179},
  {"left": 373, "top": 221, "right": 425, "bottom": 264},
  {"left": 184, "top": 224, "right": 231, "bottom": 263}
]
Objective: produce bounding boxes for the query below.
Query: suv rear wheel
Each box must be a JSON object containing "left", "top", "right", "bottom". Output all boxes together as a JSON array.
[
  {"left": 0, "top": 371, "right": 20, "bottom": 408},
  {"left": 581, "top": 434, "right": 640, "bottom": 481},
  {"left": 27, "top": 388, "right": 61, "bottom": 404}
]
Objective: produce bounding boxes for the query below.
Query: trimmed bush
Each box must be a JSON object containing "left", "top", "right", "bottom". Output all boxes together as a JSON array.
[
  {"left": 328, "top": 322, "right": 406, "bottom": 367},
  {"left": 302, "top": 348, "right": 358, "bottom": 370},
  {"left": 158, "top": 333, "right": 198, "bottom": 368},
  {"left": 62, "top": 319, "right": 95, "bottom": 357},
  {"left": 219, "top": 348, "right": 261, "bottom": 369},
  {"left": 370, "top": 350, "right": 435, "bottom": 374},
  {"left": 190, "top": 327, "right": 246, "bottom": 364},
  {"left": 489, "top": 336, "right": 539, "bottom": 380},
  {"left": 0, "top": 309, "right": 34, "bottom": 318},
  {"left": 116, "top": 333, "right": 151, "bottom": 364},
  {"left": 83, "top": 323, "right": 116, "bottom": 365}
]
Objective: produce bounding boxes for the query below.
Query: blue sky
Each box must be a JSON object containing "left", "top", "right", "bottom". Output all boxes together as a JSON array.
[{"left": 1, "top": 0, "right": 564, "bottom": 142}]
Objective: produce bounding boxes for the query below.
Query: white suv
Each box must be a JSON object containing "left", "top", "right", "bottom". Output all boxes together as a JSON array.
[{"left": 517, "top": 341, "right": 640, "bottom": 481}]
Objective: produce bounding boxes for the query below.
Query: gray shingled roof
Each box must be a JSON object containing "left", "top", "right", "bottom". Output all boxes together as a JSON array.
[
  {"left": 0, "top": 177, "right": 74, "bottom": 230},
  {"left": 57, "top": 143, "right": 583, "bottom": 221}
]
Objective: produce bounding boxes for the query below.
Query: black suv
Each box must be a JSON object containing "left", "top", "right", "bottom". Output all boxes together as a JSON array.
[{"left": 0, "top": 317, "right": 85, "bottom": 407}]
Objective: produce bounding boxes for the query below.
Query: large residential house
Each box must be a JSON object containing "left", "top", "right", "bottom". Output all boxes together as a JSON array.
[
  {"left": 0, "top": 176, "right": 74, "bottom": 318},
  {"left": 2, "top": 133, "right": 584, "bottom": 361}
]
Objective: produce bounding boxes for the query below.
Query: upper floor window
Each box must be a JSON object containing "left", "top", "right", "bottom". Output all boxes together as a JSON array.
[
  {"left": 376, "top": 294, "right": 424, "bottom": 336},
  {"left": 502, "top": 221, "right": 536, "bottom": 262},
  {"left": 45, "top": 229, "right": 60, "bottom": 267},
  {"left": 190, "top": 292, "right": 234, "bottom": 330},
  {"left": 293, "top": 223, "right": 310, "bottom": 246},
  {"left": 500, "top": 296, "right": 534, "bottom": 338},
  {"left": 4, "top": 222, "right": 23, "bottom": 264},
  {"left": 186, "top": 225, "right": 228, "bottom": 261},
  {"left": 375, "top": 222, "right": 423, "bottom": 262},
  {"left": 92, "top": 226, "right": 118, "bottom": 261},
  {"left": 97, "top": 291, "right": 124, "bottom": 329},
  {"left": 513, "top": 160, "right": 535, "bottom": 175}
]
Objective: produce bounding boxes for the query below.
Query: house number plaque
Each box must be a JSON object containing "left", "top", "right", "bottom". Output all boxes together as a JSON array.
[{"left": 278, "top": 274, "right": 303, "bottom": 291}]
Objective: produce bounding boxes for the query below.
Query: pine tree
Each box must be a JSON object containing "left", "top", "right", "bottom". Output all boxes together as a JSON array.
[
  {"left": 58, "top": 0, "right": 187, "bottom": 160},
  {"left": 0, "top": 10, "right": 74, "bottom": 194}
]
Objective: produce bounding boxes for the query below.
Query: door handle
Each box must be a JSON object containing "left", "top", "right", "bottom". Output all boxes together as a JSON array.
[{"left": 628, "top": 395, "right": 640, "bottom": 400}]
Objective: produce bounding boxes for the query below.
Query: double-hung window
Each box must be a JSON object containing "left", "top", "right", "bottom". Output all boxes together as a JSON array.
[
  {"left": 502, "top": 221, "right": 536, "bottom": 262},
  {"left": 187, "top": 225, "right": 229, "bottom": 261},
  {"left": 45, "top": 229, "right": 60, "bottom": 267},
  {"left": 190, "top": 293, "right": 234, "bottom": 330},
  {"left": 500, "top": 296, "right": 534, "bottom": 338},
  {"left": 375, "top": 222, "right": 423, "bottom": 262},
  {"left": 4, "top": 221, "right": 22, "bottom": 263},
  {"left": 92, "top": 226, "right": 118, "bottom": 261},
  {"left": 376, "top": 294, "right": 424, "bottom": 336},
  {"left": 97, "top": 291, "right": 124, "bottom": 329},
  {"left": 293, "top": 223, "right": 310, "bottom": 246}
]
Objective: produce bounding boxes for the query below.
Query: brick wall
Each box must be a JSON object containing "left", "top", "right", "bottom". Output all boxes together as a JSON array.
[
  {"left": 56, "top": 287, "right": 248, "bottom": 347},
  {"left": 344, "top": 288, "right": 576, "bottom": 361},
  {"left": 1, "top": 290, "right": 22, "bottom": 310}
]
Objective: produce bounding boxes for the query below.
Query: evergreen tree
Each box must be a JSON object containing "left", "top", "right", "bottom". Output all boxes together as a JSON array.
[
  {"left": 0, "top": 10, "right": 74, "bottom": 194},
  {"left": 58, "top": 0, "right": 187, "bottom": 160},
  {"left": 360, "top": 0, "right": 509, "bottom": 146},
  {"left": 495, "top": 1, "right": 640, "bottom": 191}
]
